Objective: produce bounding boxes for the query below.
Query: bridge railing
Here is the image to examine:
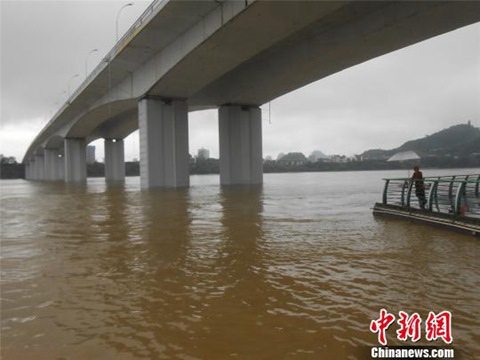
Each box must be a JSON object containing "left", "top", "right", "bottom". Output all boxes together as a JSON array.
[{"left": 382, "top": 174, "right": 480, "bottom": 217}]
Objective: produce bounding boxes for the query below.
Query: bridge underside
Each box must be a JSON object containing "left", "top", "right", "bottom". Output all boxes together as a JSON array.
[{"left": 151, "top": 1, "right": 480, "bottom": 107}]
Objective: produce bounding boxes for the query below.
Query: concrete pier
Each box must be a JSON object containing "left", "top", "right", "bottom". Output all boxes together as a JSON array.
[
  {"left": 44, "top": 148, "right": 63, "bottom": 181},
  {"left": 104, "top": 139, "right": 125, "bottom": 182},
  {"left": 59, "top": 156, "right": 65, "bottom": 181},
  {"left": 25, "top": 160, "right": 33, "bottom": 180},
  {"left": 138, "top": 97, "right": 189, "bottom": 189},
  {"left": 64, "top": 138, "right": 87, "bottom": 183},
  {"left": 34, "top": 154, "right": 45, "bottom": 181},
  {"left": 219, "top": 105, "right": 263, "bottom": 185},
  {"left": 25, "top": 161, "right": 30, "bottom": 180}
]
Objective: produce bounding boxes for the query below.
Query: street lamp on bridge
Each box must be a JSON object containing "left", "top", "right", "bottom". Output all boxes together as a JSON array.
[{"left": 116, "top": 3, "right": 134, "bottom": 42}]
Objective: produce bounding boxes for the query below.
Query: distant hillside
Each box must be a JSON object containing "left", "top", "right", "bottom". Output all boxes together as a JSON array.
[{"left": 362, "top": 122, "right": 480, "bottom": 160}]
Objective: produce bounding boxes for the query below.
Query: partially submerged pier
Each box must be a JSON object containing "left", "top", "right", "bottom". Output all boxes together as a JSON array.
[{"left": 373, "top": 174, "right": 480, "bottom": 237}]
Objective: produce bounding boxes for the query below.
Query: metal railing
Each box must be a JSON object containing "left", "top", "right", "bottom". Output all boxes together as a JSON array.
[{"left": 382, "top": 174, "right": 480, "bottom": 217}]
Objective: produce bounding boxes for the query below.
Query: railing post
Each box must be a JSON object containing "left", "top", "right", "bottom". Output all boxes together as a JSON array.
[
  {"left": 405, "top": 179, "right": 414, "bottom": 208},
  {"left": 427, "top": 180, "right": 438, "bottom": 211},
  {"left": 448, "top": 175, "right": 456, "bottom": 209},
  {"left": 382, "top": 179, "right": 390, "bottom": 205},
  {"left": 454, "top": 181, "right": 467, "bottom": 215},
  {"left": 475, "top": 174, "right": 480, "bottom": 198}
]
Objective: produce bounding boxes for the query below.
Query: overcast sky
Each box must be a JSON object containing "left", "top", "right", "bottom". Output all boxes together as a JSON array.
[{"left": 1, "top": 1, "right": 479, "bottom": 162}]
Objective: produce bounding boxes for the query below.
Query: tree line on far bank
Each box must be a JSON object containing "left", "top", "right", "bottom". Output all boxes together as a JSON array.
[{"left": 2, "top": 155, "right": 479, "bottom": 180}]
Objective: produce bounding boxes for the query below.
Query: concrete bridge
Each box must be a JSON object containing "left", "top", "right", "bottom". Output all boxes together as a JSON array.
[{"left": 23, "top": 0, "right": 480, "bottom": 188}]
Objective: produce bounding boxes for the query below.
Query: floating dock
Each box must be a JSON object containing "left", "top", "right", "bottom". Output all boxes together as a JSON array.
[{"left": 373, "top": 174, "right": 480, "bottom": 237}]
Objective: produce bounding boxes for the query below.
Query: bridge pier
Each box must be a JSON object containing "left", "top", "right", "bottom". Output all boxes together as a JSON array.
[
  {"left": 138, "top": 97, "right": 189, "bottom": 189},
  {"left": 25, "top": 161, "right": 30, "bottom": 180},
  {"left": 59, "top": 156, "right": 65, "bottom": 181},
  {"left": 219, "top": 105, "right": 263, "bottom": 185},
  {"left": 44, "top": 149, "right": 63, "bottom": 181},
  {"left": 34, "top": 154, "right": 45, "bottom": 181},
  {"left": 104, "top": 139, "right": 125, "bottom": 183},
  {"left": 30, "top": 159, "right": 37, "bottom": 180},
  {"left": 25, "top": 160, "right": 33, "bottom": 180},
  {"left": 64, "top": 138, "right": 87, "bottom": 183}
]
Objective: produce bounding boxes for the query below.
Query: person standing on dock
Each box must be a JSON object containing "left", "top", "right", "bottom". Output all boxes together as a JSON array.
[{"left": 412, "top": 166, "right": 427, "bottom": 209}]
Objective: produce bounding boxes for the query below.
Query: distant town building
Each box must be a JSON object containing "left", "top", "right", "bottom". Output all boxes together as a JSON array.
[
  {"left": 197, "top": 148, "right": 210, "bottom": 160},
  {"left": 308, "top": 150, "right": 329, "bottom": 162},
  {"left": 329, "top": 154, "right": 348, "bottom": 163},
  {"left": 86, "top": 146, "right": 96, "bottom": 164},
  {"left": 277, "top": 152, "right": 307, "bottom": 166}
]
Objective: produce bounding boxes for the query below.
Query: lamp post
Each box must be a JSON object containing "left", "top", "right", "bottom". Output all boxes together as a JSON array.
[
  {"left": 85, "top": 49, "right": 99, "bottom": 79},
  {"left": 116, "top": 3, "right": 133, "bottom": 42}
]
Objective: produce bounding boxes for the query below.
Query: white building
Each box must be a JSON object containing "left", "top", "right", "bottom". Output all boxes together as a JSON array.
[
  {"left": 197, "top": 148, "right": 210, "bottom": 160},
  {"left": 308, "top": 150, "right": 329, "bottom": 162}
]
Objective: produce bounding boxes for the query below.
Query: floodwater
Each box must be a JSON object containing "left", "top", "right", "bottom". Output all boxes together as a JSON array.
[{"left": 1, "top": 170, "right": 479, "bottom": 360}]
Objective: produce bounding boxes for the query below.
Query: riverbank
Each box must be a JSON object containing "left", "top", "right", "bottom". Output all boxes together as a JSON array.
[{"left": 3, "top": 155, "right": 479, "bottom": 179}]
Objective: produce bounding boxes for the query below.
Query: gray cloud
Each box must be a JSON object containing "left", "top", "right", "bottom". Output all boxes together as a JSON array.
[{"left": 1, "top": 1, "right": 151, "bottom": 124}]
